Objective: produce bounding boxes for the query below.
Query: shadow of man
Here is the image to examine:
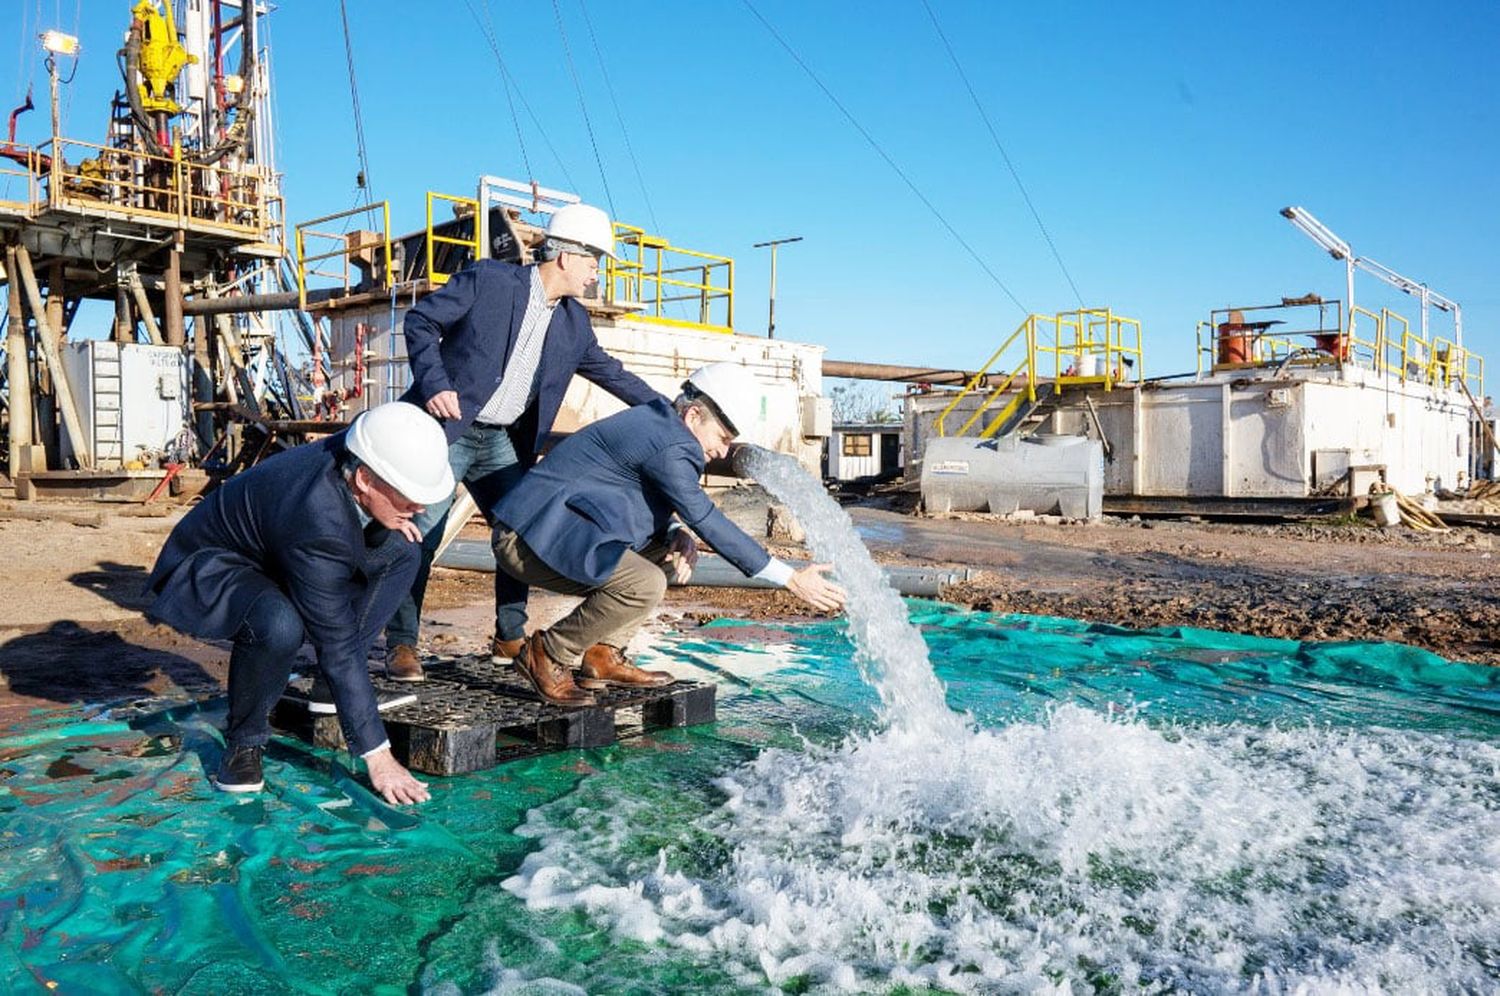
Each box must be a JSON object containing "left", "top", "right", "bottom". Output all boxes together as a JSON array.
[
  {"left": 0, "top": 620, "right": 221, "bottom": 709},
  {"left": 67, "top": 561, "right": 156, "bottom": 615}
]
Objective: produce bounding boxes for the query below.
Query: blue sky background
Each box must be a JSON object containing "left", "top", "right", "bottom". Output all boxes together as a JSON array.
[{"left": 10, "top": 1, "right": 1499, "bottom": 382}]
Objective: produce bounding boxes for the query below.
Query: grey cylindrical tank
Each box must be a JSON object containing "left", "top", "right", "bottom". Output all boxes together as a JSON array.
[{"left": 921, "top": 434, "right": 1103, "bottom": 518}]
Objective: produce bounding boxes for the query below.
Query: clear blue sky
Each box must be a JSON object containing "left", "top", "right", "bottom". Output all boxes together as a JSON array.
[{"left": 12, "top": 1, "right": 1500, "bottom": 382}]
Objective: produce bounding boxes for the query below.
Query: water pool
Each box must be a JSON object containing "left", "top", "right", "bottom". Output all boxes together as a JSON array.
[{"left": 2, "top": 606, "right": 1498, "bottom": 994}]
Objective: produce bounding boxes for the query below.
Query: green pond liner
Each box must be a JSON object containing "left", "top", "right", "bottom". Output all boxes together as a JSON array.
[{"left": 0, "top": 605, "right": 1497, "bottom": 993}]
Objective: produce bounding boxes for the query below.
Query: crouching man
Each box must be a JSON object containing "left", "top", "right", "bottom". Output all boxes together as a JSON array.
[
  {"left": 490, "top": 362, "right": 847, "bottom": 706},
  {"left": 144, "top": 402, "right": 452, "bottom": 804}
]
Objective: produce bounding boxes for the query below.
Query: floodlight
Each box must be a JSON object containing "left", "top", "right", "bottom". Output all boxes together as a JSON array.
[
  {"left": 40, "top": 31, "right": 79, "bottom": 56},
  {"left": 223, "top": 74, "right": 245, "bottom": 94}
]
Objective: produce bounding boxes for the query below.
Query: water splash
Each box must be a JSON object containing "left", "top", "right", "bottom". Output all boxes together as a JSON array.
[
  {"left": 504, "top": 704, "right": 1500, "bottom": 993},
  {"left": 737, "top": 445, "right": 965, "bottom": 738}
]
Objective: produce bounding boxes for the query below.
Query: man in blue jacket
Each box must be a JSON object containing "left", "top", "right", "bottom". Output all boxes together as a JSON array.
[
  {"left": 491, "top": 363, "right": 846, "bottom": 706},
  {"left": 145, "top": 402, "right": 451, "bottom": 804},
  {"left": 388, "top": 202, "right": 666, "bottom": 682}
]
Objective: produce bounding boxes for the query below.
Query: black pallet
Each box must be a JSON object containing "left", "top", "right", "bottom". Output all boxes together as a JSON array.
[{"left": 270, "top": 655, "right": 715, "bottom": 775}]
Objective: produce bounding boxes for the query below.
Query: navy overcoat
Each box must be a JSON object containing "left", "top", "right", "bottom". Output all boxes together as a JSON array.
[
  {"left": 398, "top": 259, "right": 662, "bottom": 455},
  {"left": 493, "top": 399, "right": 771, "bottom": 587},
  {"left": 145, "top": 432, "right": 417, "bottom": 754}
]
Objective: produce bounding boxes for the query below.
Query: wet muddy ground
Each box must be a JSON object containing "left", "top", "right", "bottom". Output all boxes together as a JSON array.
[{"left": 0, "top": 492, "right": 1494, "bottom": 723}]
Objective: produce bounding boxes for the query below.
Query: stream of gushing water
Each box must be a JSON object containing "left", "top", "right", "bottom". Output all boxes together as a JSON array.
[{"left": 736, "top": 446, "right": 967, "bottom": 739}]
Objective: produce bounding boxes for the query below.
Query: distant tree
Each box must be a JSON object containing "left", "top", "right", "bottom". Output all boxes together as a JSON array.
[{"left": 828, "top": 381, "right": 900, "bottom": 424}]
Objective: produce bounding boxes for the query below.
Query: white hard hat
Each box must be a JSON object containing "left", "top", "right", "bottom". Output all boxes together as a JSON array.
[
  {"left": 683, "top": 362, "right": 762, "bottom": 439},
  {"left": 345, "top": 402, "right": 454, "bottom": 505},
  {"left": 545, "top": 203, "right": 616, "bottom": 260}
]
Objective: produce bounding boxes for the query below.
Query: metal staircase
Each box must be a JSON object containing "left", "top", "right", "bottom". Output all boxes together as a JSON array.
[{"left": 935, "top": 307, "right": 1143, "bottom": 441}]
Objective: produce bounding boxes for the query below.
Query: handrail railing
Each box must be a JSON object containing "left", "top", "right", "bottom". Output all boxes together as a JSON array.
[
  {"left": 937, "top": 307, "right": 1143, "bottom": 438},
  {"left": 606, "top": 223, "right": 734, "bottom": 333},
  {"left": 1197, "top": 299, "right": 1481, "bottom": 396},
  {"left": 425, "top": 191, "right": 481, "bottom": 287},
  {"left": 31, "top": 137, "right": 282, "bottom": 247},
  {"left": 0, "top": 145, "right": 41, "bottom": 215},
  {"left": 294, "top": 201, "right": 393, "bottom": 309}
]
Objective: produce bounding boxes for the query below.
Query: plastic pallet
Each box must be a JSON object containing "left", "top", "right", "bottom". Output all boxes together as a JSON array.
[{"left": 270, "top": 655, "right": 716, "bottom": 775}]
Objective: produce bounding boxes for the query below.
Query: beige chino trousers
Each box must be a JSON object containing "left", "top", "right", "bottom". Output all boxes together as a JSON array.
[{"left": 492, "top": 529, "right": 671, "bottom": 667}]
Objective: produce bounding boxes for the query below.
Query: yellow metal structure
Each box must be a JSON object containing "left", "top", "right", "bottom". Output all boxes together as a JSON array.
[
  {"left": 132, "top": 0, "right": 197, "bottom": 114},
  {"left": 936, "top": 308, "right": 1143, "bottom": 439},
  {"left": 1195, "top": 302, "right": 1483, "bottom": 396},
  {"left": 8, "top": 136, "right": 282, "bottom": 250},
  {"left": 294, "top": 201, "right": 393, "bottom": 309},
  {"left": 606, "top": 223, "right": 734, "bottom": 333},
  {"left": 425, "top": 191, "right": 481, "bottom": 286}
]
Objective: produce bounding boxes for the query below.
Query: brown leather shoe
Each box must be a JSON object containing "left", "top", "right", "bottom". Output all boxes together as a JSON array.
[
  {"left": 514, "top": 632, "right": 595, "bottom": 707},
  {"left": 385, "top": 644, "right": 424, "bottom": 683},
  {"left": 577, "top": 644, "right": 675, "bottom": 690},
  {"left": 490, "top": 635, "right": 525, "bottom": 663}
]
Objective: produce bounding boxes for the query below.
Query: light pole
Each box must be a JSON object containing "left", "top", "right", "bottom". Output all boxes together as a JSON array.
[
  {"left": 752, "top": 236, "right": 802, "bottom": 339},
  {"left": 40, "top": 30, "right": 79, "bottom": 200}
]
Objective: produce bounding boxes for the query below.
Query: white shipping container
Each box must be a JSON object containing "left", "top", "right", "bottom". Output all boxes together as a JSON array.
[{"left": 60, "top": 341, "right": 191, "bottom": 469}]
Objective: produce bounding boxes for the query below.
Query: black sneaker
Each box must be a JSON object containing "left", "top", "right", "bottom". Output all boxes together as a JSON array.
[{"left": 213, "top": 745, "right": 265, "bottom": 793}]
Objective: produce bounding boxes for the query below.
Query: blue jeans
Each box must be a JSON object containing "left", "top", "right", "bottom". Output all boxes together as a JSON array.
[
  {"left": 384, "top": 422, "right": 529, "bottom": 648},
  {"left": 225, "top": 587, "right": 305, "bottom": 749}
]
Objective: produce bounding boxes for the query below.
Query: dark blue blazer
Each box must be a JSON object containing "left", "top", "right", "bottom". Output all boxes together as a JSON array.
[
  {"left": 493, "top": 400, "right": 771, "bottom": 586},
  {"left": 145, "top": 433, "right": 418, "bottom": 755},
  {"left": 398, "top": 260, "right": 663, "bottom": 456}
]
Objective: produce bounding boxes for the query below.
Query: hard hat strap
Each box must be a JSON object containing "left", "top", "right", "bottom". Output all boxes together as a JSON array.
[{"left": 682, "top": 383, "right": 738, "bottom": 436}]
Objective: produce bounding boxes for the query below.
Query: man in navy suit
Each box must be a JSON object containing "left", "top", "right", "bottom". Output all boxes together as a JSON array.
[
  {"left": 387, "top": 202, "right": 666, "bottom": 682},
  {"left": 145, "top": 403, "right": 451, "bottom": 804},
  {"left": 491, "top": 363, "right": 846, "bottom": 706}
]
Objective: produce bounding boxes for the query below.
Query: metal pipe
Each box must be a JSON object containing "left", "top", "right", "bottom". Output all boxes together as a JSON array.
[
  {"left": 127, "top": 272, "right": 165, "bottom": 345},
  {"left": 180, "top": 286, "right": 342, "bottom": 316},
  {"left": 14, "top": 245, "right": 91, "bottom": 468},
  {"left": 5, "top": 246, "right": 33, "bottom": 473},
  {"left": 165, "top": 235, "right": 185, "bottom": 346},
  {"left": 435, "top": 540, "right": 968, "bottom": 599},
  {"left": 822, "top": 358, "right": 996, "bottom": 386}
]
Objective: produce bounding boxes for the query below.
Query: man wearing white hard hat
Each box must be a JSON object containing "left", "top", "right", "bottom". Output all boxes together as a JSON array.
[
  {"left": 144, "top": 402, "right": 448, "bottom": 805},
  {"left": 388, "top": 202, "right": 666, "bottom": 683},
  {"left": 490, "top": 363, "right": 847, "bottom": 707}
]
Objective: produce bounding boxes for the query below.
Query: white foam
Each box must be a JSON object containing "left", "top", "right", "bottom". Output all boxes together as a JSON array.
[
  {"left": 504, "top": 706, "right": 1500, "bottom": 991},
  {"left": 423, "top": 940, "right": 588, "bottom": 996}
]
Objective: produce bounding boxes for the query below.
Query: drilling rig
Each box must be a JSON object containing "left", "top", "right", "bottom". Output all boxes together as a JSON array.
[{"left": 0, "top": 1, "right": 305, "bottom": 500}]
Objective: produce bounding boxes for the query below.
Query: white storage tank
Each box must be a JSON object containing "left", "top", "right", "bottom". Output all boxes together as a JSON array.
[
  {"left": 921, "top": 433, "right": 1104, "bottom": 518},
  {"left": 60, "top": 341, "right": 191, "bottom": 469}
]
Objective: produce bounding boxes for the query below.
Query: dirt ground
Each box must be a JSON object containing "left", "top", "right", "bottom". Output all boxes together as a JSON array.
[{"left": 0, "top": 494, "right": 1494, "bottom": 724}]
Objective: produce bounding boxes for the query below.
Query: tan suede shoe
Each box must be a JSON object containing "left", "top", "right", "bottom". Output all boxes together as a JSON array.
[
  {"left": 385, "top": 644, "right": 425, "bottom": 683},
  {"left": 577, "top": 644, "right": 675, "bottom": 690},
  {"left": 490, "top": 635, "right": 525, "bottom": 663},
  {"left": 514, "top": 632, "right": 596, "bottom": 707}
]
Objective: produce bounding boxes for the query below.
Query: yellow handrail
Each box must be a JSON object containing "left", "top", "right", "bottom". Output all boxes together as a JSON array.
[
  {"left": 937, "top": 307, "right": 1143, "bottom": 439},
  {"left": 425, "top": 191, "right": 481, "bottom": 286},
  {"left": 294, "top": 201, "right": 393, "bottom": 309},
  {"left": 32, "top": 136, "right": 281, "bottom": 247},
  {"left": 0, "top": 145, "right": 41, "bottom": 215},
  {"left": 607, "top": 222, "right": 735, "bottom": 333}
]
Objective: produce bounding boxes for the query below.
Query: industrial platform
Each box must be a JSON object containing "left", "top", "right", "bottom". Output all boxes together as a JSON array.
[{"left": 270, "top": 655, "right": 716, "bottom": 776}]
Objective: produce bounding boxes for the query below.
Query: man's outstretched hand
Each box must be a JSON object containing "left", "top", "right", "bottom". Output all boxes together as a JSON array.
[
  {"left": 365, "top": 748, "right": 431, "bottom": 805},
  {"left": 787, "top": 563, "right": 846, "bottom": 613}
]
